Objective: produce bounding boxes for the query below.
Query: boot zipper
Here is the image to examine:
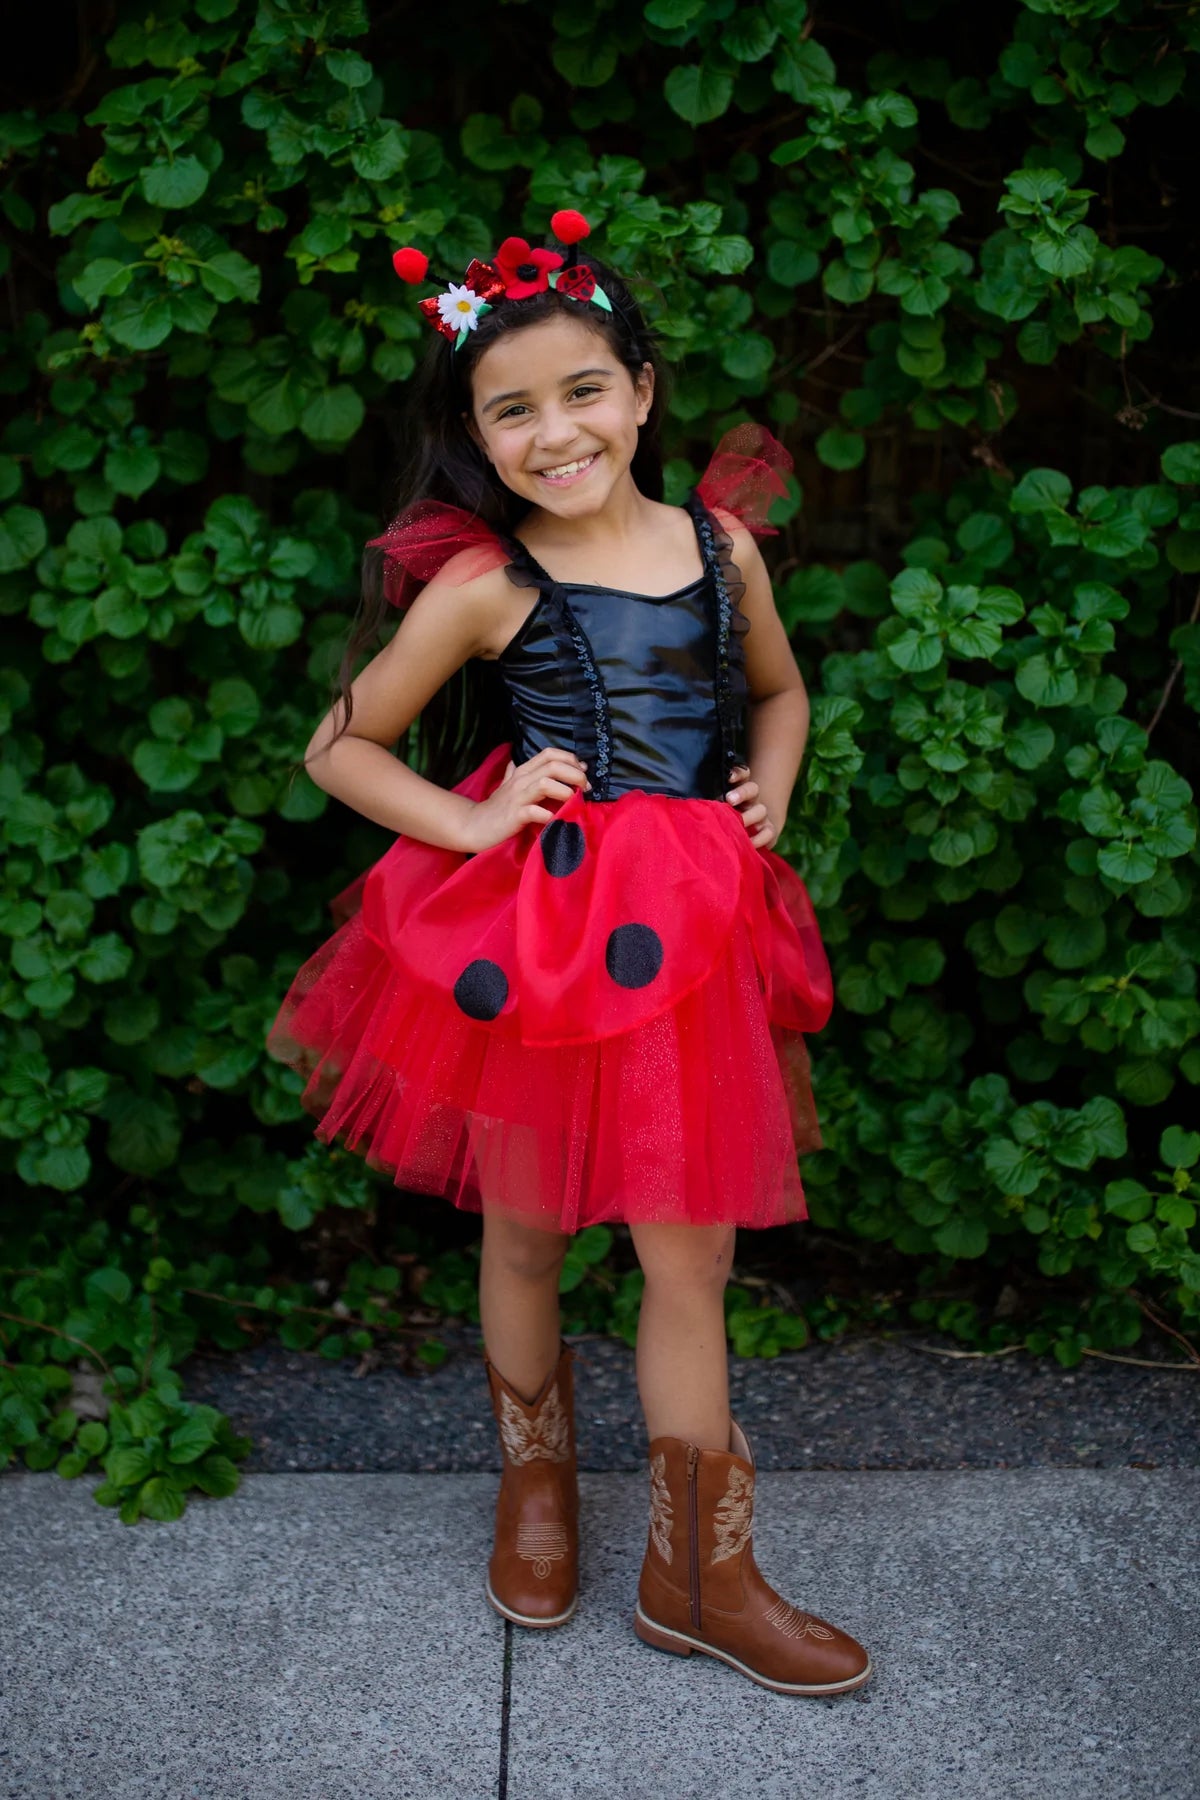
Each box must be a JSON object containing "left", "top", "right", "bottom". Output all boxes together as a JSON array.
[{"left": 686, "top": 1444, "right": 701, "bottom": 1631}]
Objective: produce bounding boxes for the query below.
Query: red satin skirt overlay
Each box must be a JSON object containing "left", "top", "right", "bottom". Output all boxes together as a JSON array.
[{"left": 267, "top": 746, "right": 833, "bottom": 1233}]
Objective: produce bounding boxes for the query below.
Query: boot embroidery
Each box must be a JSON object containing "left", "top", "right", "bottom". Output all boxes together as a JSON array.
[
  {"left": 516, "top": 1521, "right": 569, "bottom": 1580},
  {"left": 764, "top": 1597, "right": 836, "bottom": 1641},
  {"left": 648, "top": 1452, "right": 673, "bottom": 1564},
  {"left": 711, "top": 1467, "right": 754, "bottom": 1564},
  {"left": 498, "top": 1383, "right": 570, "bottom": 1465}
]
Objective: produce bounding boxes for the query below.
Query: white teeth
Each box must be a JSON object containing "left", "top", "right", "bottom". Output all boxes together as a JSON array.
[{"left": 539, "top": 454, "right": 595, "bottom": 479}]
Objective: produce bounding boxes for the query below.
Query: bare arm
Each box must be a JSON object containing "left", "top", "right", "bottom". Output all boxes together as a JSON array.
[
  {"left": 722, "top": 526, "right": 810, "bottom": 850},
  {"left": 304, "top": 562, "right": 587, "bottom": 852}
]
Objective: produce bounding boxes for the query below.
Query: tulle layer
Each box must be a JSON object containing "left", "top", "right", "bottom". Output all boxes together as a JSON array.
[{"left": 267, "top": 747, "right": 833, "bottom": 1234}]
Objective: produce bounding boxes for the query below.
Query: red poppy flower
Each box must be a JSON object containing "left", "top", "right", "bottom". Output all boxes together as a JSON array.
[{"left": 494, "top": 237, "right": 564, "bottom": 300}]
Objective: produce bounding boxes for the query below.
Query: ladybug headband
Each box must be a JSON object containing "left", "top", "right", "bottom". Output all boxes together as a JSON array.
[{"left": 391, "top": 209, "right": 612, "bottom": 351}]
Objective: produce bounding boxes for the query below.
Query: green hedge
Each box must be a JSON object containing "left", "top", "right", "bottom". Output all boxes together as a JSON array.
[{"left": 2, "top": 0, "right": 1199, "bottom": 1520}]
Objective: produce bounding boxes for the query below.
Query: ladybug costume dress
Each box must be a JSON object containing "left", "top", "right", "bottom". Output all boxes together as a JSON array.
[{"left": 267, "top": 430, "right": 833, "bottom": 1234}]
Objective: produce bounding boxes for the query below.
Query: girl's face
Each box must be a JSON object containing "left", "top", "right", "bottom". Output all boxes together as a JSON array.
[{"left": 468, "top": 310, "right": 653, "bottom": 519}]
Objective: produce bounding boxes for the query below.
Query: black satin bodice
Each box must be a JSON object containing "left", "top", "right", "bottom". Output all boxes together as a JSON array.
[{"left": 495, "top": 496, "right": 748, "bottom": 802}]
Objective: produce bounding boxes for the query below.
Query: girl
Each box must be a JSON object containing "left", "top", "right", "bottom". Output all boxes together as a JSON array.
[{"left": 268, "top": 210, "right": 871, "bottom": 1697}]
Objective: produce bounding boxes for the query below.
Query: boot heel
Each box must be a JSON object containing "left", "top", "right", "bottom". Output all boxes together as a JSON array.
[{"left": 635, "top": 1608, "right": 692, "bottom": 1657}]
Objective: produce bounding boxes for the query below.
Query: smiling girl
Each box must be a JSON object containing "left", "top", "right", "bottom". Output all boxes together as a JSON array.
[{"left": 267, "top": 211, "right": 871, "bottom": 1696}]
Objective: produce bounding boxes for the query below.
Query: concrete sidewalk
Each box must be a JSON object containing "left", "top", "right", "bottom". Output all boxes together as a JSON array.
[{"left": 1, "top": 1470, "right": 1195, "bottom": 1800}]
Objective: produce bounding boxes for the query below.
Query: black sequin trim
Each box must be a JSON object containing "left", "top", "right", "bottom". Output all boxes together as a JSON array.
[
  {"left": 501, "top": 537, "right": 613, "bottom": 804},
  {"left": 554, "top": 592, "right": 612, "bottom": 801},
  {"left": 690, "top": 497, "right": 739, "bottom": 782}
]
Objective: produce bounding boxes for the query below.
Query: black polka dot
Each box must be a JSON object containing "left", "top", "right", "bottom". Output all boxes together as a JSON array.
[
  {"left": 453, "top": 959, "right": 508, "bottom": 1021},
  {"left": 605, "top": 923, "right": 663, "bottom": 990},
  {"left": 540, "top": 819, "right": 586, "bottom": 878}
]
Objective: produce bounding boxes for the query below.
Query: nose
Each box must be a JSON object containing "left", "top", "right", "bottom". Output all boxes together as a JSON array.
[{"left": 533, "top": 404, "right": 578, "bottom": 453}]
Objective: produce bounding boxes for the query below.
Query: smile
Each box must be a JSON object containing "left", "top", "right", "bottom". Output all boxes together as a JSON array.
[{"left": 534, "top": 453, "right": 598, "bottom": 485}]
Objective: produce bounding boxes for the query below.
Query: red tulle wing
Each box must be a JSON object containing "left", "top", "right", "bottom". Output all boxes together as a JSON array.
[
  {"left": 367, "top": 500, "right": 510, "bottom": 609},
  {"left": 696, "top": 424, "right": 793, "bottom": 538}
]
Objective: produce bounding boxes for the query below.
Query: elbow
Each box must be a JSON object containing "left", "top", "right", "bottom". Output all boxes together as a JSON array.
[{"left": 304, "top": 723, "right": 337, "bottom": 790}]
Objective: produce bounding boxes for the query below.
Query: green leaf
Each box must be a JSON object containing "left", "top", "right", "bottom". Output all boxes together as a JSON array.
[
  {"left": 141, "top": 156, "right": 209, "bottom": 210},
  {"left": 721, "top": 333, "right": 774, "bottom": 381},
  {"left": 167, "top": 1414, "right": 218, "bottom": 1464},
  {"left": 191, "top": 1452, "right": 240, "bottom": 1498},
  {"left": 86, "top": 1265, "right": 132, "bottom": 1307},
  {"left": 1044, "top": 915, "right": 1105, "bottom": 969},
  {"left": 664, "top": 64, "right": 735, "bottom": 125},
  {"left": 1161, "top": 442, "right": 1200, "bottom": 485},
  {"left": 299, "top": 386, "right": 365, "bottom": 445},
  {"left": 1011, "top": 468, "right": 1071, "bottom": 514},
  {"left": 645, "top": 0, "right": 705, "bottom": 23},
  {"left": 886, "top": 628, "right": 942, "bottom": 673},
  {"left": 324, "top": 49, "right": 373, "bottom": 87},
  {"left": 722, "top": 8, "right": 777, "bottom": 63},
  {"left": 1104, "top": 1179, "right": 1152, "bottom": 1223},
  {"left": 1116, "top": 1057, "right": 1174, "bottom": 1106},
  {"left": 0, "top": 504, "right": 47, "bottom": 572},
  {"left": 1015, "top": 655, "right": 1078, "bottom": 708},
  {"left": 815, "top": 428, "right": 865, "bottom": 471},
  {"left": 104, "top": 445, "right": 161, "bottom": 499},
  {"left": 1096, "top": 840, "right": 1157, "bottom": 886},
  {"left": 1160, "top": 1127, "right": 1200, "bottom": 1171},
  {"left": 107, "top": 1090, "right": 181, "bottom": 1176},
  {"left": 932, "top": 1216, "right": 989, "bottom": 1260},
  {"left": 1005, "top": 720, "right": 1055, "bottom": 769},
  {"left": 107, "top": 1446, "right": 154, "bottom": 1487},
  {"left": 106, "top": 295, "right": 173, "bottom": 351},
  {"left": 139, "top": 1476, "right": 187, "bottom": 1522},
  {"left": 74, "top": 258, "right": 135, "bottom": 308}
]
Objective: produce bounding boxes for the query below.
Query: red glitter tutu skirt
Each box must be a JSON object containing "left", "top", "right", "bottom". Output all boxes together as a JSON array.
[{"left": 267, "top": 744, "right": 833, "bottom": 1233}]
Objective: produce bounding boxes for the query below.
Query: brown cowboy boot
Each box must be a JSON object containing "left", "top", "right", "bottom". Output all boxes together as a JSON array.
[
  {"left": 484, "top": 1340, "right": 579, "bottom": 1628},
  {"left": 634, "top": 1419, "right": 871, "bottom": 1695}
]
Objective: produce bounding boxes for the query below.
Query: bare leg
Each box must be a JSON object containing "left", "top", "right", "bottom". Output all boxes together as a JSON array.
[
  {"left": 628, "top": 1222, "right": 734, "bottom": 1450},
  {"left": 479, "top": 1212, "right": 570, "bottom": 1401}
]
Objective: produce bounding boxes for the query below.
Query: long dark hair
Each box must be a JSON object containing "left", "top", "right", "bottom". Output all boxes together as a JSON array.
[{"left": 330, "top": 245, "right": 668, "bottom": 790}]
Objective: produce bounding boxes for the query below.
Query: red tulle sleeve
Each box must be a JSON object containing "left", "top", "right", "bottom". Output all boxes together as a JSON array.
[
  {"left": 696, "top": 424, "right": 793, "bottom": 538},
  {"left": 366, "top": 501, "right": 511, "bottom": 609}
]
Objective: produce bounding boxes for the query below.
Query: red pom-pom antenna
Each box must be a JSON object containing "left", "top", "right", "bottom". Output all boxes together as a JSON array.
[
  {"left": 392, "top": 247, "right": 430, "bottom": 285},
  {"left": 550, "top": 209, "right": 591, "bottom": 247}
]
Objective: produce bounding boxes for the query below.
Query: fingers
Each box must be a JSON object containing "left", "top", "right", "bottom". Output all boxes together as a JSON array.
[
  {"left": 726, "top": 778, "right": 759, "bottom": 806},
  {"left": 528, "top": 746, "right": 589, "bottom": 776},
  {"left": 531, "top": 777, "right": 581, "bottom": 804},
  {"left": 517, "top": 748, "right": 590, "bottom": 793}
]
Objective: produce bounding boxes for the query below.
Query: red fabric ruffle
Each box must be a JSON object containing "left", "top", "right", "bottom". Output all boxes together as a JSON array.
[
  {"left": 696, "top": 423, "right": 793, "bottom": 538},
  {"left": 268, "top": 747, "right": 832, "bottom": 1233}
]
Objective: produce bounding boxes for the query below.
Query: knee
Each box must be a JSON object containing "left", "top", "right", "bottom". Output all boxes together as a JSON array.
[
  {"left": 633, "top": 1225, "right": 735, "bottom": 1300},
  {"left": 483, "top": 1217, "right": 570, "bottom": 1283}
]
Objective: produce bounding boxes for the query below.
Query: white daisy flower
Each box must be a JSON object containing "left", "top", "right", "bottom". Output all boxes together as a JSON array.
[{"left": 436, "top": 283, "right": 485, "bottom": 332}]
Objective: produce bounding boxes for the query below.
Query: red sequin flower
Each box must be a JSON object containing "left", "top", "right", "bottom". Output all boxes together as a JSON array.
[{"left": 494, "top": 237, "right": 564, "bottom": 300}]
